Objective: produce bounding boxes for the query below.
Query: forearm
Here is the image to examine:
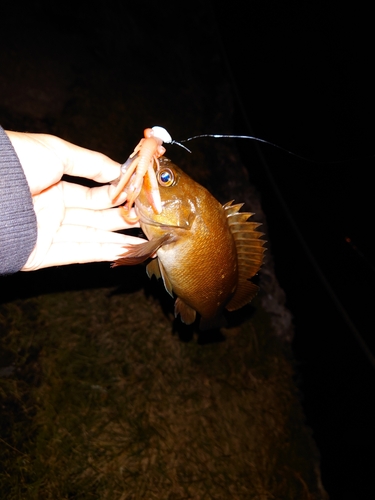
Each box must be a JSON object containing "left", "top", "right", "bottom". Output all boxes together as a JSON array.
[{"left": 0, "top": 126, "right": 37, "bottom": 275}]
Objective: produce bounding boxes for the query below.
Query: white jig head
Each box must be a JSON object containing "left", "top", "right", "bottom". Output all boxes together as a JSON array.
[{"left": 151, "top": 126, "right": 173, "bottom": 144}]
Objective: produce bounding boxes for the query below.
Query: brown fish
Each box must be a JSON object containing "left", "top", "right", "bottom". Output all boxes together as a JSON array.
[{"left": 114, "top": 157, "right": 266, "bottom": 328}]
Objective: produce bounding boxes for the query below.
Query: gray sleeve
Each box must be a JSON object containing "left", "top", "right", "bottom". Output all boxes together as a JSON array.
[{"left": 0, "top": 127, "right": 37, "bottom": 275}]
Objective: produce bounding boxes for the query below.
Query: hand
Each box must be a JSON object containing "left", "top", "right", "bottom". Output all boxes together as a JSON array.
[{"left": 6, "top": 131, "right": 143, "bottom": 271}]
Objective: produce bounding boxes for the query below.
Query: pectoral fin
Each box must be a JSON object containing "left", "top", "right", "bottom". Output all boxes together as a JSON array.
[{"left": 113, "top": 234, "right": 175, "bottom": 266}]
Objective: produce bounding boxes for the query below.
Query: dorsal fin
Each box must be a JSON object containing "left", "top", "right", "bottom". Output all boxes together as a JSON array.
[{"left": 224, "top": 201, "right": 267, "bottom": 311}]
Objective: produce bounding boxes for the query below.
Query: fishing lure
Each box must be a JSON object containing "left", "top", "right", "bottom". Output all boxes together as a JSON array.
[{"left": 111, "top": 127, "right": 173, "bottom": 222}]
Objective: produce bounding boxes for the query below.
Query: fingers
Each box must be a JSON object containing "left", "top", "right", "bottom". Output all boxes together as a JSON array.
[
  {"left": 57, "top": 137, "right": 122, "bottom": 183},
  {"left": 22, "top": 228, "right": 145, "bottom": 271},
  {"left": 63, "top": 207, "right": 139, "bottom": 231},
  {"left": 61, "top": 181, "right": 128, "bottom": 209},
  {"left": 53, "top": 226, "right": 140, "bottom": 244},
  {"left": 6, "top": 131, "right": 123, "bottom": 193},
  {"left": 30, "top": 133, "right": 123, "bottom": 183}
]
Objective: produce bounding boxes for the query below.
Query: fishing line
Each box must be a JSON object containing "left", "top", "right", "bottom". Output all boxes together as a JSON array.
[
  {"left": 178, "top": 134, "right": 305, "bottom": 159},
  {"left": 175, "top": 133, "right": 375, "bottom": 165},
  {"left": 206, "top": 4, "right": 375, "bottom": 370}
]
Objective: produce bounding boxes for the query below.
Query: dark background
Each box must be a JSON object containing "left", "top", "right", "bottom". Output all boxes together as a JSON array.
[
  {"left": 215, "top": 4, "right": 375, "bottom": 498},
  {"left": 2, "top": 2, "right": 375, "bottom": 498}
]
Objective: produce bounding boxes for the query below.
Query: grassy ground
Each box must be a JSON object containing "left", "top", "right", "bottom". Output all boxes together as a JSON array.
[{"left": 1, "top": 282, "right": 324, "bottom": 499}]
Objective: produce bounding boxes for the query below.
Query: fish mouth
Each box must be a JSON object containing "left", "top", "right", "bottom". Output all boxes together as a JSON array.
[{"left": 135, "top": 200, "right": 187, "bottom": 230}]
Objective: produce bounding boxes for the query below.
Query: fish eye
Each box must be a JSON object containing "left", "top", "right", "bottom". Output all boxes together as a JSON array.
[{"left": 157, "top": 168, "right": 175, "bottom": 187}]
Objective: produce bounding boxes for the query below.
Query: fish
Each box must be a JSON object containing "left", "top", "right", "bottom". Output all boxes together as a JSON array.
[{"left": 113, "top": 157, "right": 266, "bottom": 329}]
